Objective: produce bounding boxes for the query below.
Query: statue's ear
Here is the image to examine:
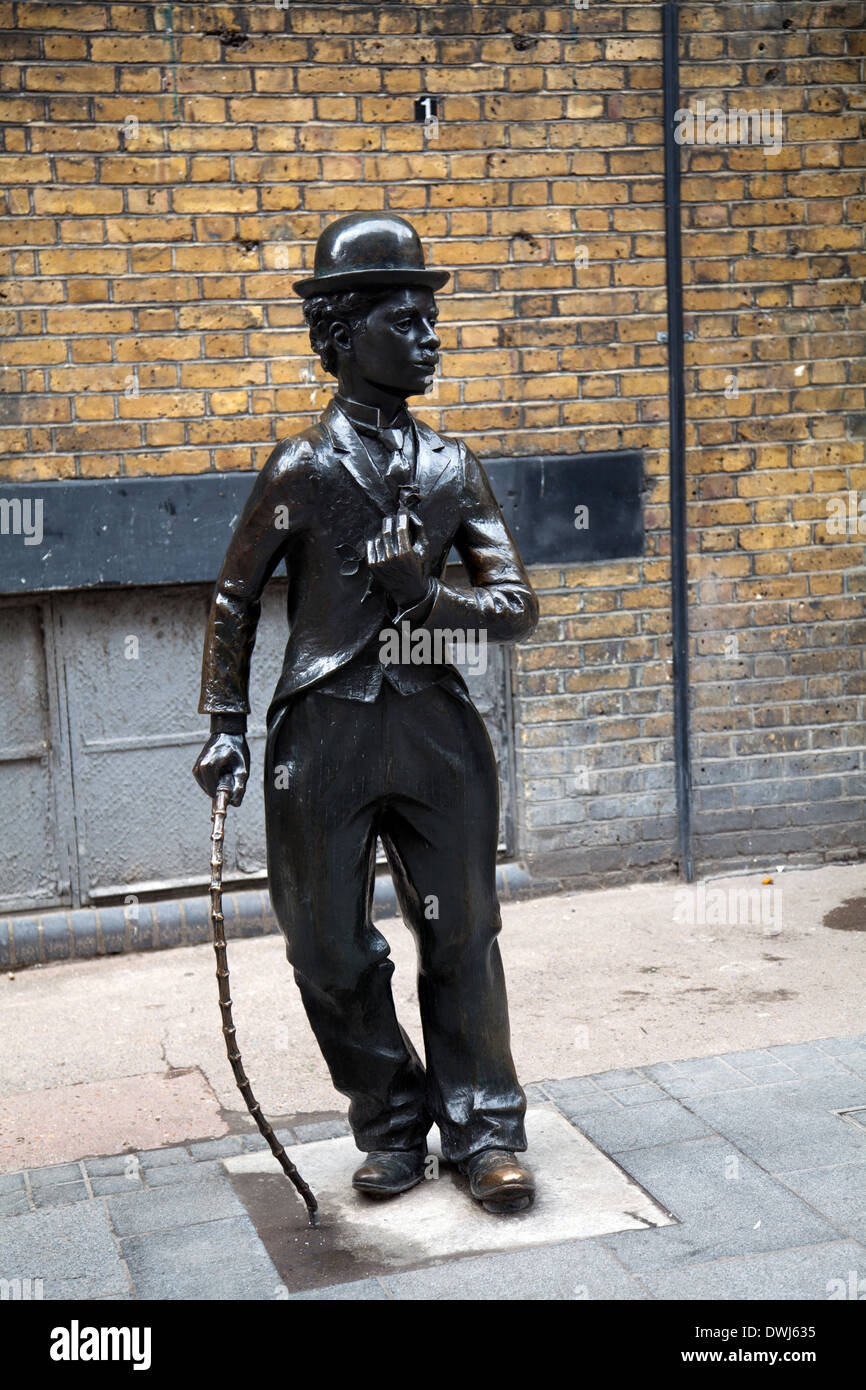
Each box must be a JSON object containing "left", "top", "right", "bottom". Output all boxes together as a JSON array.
[{"left": 328, "top": 318, "right": 353, "bottom": 359}]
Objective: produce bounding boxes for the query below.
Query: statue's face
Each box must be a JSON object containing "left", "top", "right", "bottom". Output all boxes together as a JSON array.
[{"left": 346, "top": 286, "right": 440, "bottom": 397}]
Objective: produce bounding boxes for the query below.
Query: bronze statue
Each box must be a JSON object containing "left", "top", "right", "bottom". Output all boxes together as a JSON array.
[{"left": 193, "top": 213, "right": 539, "bottom": 1214}]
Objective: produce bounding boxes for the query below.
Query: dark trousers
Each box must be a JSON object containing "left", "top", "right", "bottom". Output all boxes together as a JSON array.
[{"left": 264, "top": 679, "right": 527, "bottom": 1162}]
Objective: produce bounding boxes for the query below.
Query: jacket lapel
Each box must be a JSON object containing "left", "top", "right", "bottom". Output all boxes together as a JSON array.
[
  {"left": 322, "top": 400, "right": 394, "bottom": 516},
  {"left": 411, "top": 416, "right": 454, "bottom": 504},
  {"left": 322, "top": 400, "right": 456, "bottom": 518}
]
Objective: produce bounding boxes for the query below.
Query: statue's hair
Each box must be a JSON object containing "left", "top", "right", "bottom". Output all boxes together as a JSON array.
[{"left": 302, "top": 288, "right": 392, "bottom": 377}]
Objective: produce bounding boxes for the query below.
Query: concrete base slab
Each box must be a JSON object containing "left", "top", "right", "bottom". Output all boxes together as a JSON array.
[{"left": 224, "top": 1104, "right": 672, "bottom": 1270}]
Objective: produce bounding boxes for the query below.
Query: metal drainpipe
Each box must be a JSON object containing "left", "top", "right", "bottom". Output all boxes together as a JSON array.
[{"left": 663, "top": 1, "right": 694, "bottom": 881}]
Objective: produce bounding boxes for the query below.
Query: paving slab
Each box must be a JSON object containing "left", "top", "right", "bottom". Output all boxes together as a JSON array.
[
  {"left": 224, "top": 1104, "right": 672, "bottom": 1271},
  {"left": 90, "top": 1175, "right": 144, "bottom": 1197},
  {"left": 774, "top": 1162, "right": 866, "bottom": 1244},
  {"left": 830, "top": 1051, "right": 866, "bottom": 1079},
  {"left": 119, "top": 1215, "right": 281, "bottom": 1301},
  {"left": 84, "top": 1154, "right": 133, "bottom": 1177},
  {"left": 136, "top": 1145, "right": 193, "bottom": 1169},
  {"left": 566, "top": 1098, "right": 712, "bottom": 1154},
  {"left": 765, "top": 1043, "right": 856, "bottom": 1079},
  {"left": 0, "top": 1192, "right": 30, "bottom": 1217},
  {"left": 107, "top": 1178, "right": 246, "bottom": 1238},
  {"left": 817, "top": 1037, "right": 866, "bottom": 1056},
  {"left": 32, "top": 1181, "right": 89, "bottom": 1209},
  {"left": 29, "top": 1162, "right": 82, "bottom": 1188},
  {"left": 608, "top": 1083, "right": 669, "bottom": 1107},
  {"left": 641, "top": 1056, "right": 754, "bottom": 1098},
  {"left": 600, "top": 1137, "right": 838, "bottom": 1273},
  {"left": 143, "top": 1158, "right": 224, "bottom": 1187},
  {"left": 686, "top": 1076, "right": 866, "bottom": 1173},
  {"left": 0, "top": 1201, "right": 129, "bottom": 1299},
  {"left": 589, "top": 1069, "right": 648, "bottom": 1089},
  {"left": 638, "top": 1240, "right": 866, "bottom": 1302},
  {"left": 293, "top": 1118, "right": 351, "bottom": 1143},
  {"left": 189, "top": 1136, "right": 245, "bottom": 1160},
  {"left": 542, "top": 1079, "right": 618, "bottom": 1114},
  {"left": 377, "top": 1235, "right": 648, "bottom": 1301}
]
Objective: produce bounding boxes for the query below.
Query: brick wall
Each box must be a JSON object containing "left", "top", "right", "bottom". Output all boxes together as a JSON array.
[
  {"left": 679, "top": 1, "right": 866, "bottom": 877},
  {"left": 1, "top": 0, "right": 864, "bottom": 885}
]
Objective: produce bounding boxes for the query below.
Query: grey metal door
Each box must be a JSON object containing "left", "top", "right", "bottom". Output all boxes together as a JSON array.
[
  {"left": 1, "top": 578, "right": 514, "bottom": 913},
  {"left": 1, "top": 598, "right": 72, "bottom": 912}
]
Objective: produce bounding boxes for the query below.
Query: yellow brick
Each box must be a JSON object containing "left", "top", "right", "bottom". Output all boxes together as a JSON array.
[
  {"left": 126, "top": 450, "right": 211, "bottom": 476},
  {"left": 0, "top": 156, "right": 52, "bottom": 183},
  {"left": 305, "top": 185, "right": 384, "bottom": 211},
  {"left": 17, "top": 3, "right": 107, "bottom": 28},
  {"left": 25, "top": 65, "right": 116, "bottom": 91},
  {"left": 297, "top": 67, "right": 380, "bottom": 94},
  {"left": 209, "top": 390, "right": 249, "bottom": 415},
  {"left": 484, "top": 94, "right": 563, "bottom": 121},
  {"left": 90, "top": 36, "right": 174, "bottom": 63},
  {"left": 43, "top": 34, "right": 87, "bottom": 58},
  {"left": 71, "top": 339, "right": 112, "bottom": 363},
  {"left": 314, "top": 96, "right": 357, "bottom": 120},
  {"left": 118, "top": 391, "right": 205, "bottom": 420},
  {"left": 288, "top": 6, "right": 377, "bottom": 35},
  {"left": 788, "top": 114, "right": 861, "bottom": 141},
  {"left": 181, "top": 362, "right": 266, "bottom": 389},
  {"left": 427, "top": 68, "right": 507, "bottom": 94},
  {"left": 100, "top": 156, "right": 188, "bottom": 184},
  {"left": 45, "top": 307, "right": 135, "bottom": 335},
  {"left": 34, "top": 188, "right": 124, "bottom": 215},
  {"left": 115, "top": 336, "right": 198, "bottom": 362}
]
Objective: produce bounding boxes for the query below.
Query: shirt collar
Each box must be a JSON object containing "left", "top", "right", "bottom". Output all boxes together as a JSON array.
[{"left": 334, "top": 393, "right": 411, "bottom": 438}]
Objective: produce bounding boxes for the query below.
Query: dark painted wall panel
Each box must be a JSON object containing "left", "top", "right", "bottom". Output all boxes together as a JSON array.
[{"left": 0, "top": 451, "right": 643, "bottom": 595}]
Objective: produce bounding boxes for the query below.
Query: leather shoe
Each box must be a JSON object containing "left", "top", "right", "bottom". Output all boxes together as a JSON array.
[
  {"left": 461, "top": 1149, "right": 535, "bottom": 1213},
  {"left": 352, "top": 1148, "right": 426, "bottom": 1198}
]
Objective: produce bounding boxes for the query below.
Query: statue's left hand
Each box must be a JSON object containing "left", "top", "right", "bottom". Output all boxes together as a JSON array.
[
  {"left": 366, "top": 509, "right": 429, "bottom": 609},
  {"left": 192, "top": 733, "right": 250, "bottom": 806}
]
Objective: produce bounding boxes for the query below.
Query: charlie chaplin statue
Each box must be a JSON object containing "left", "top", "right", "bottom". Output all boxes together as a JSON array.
[{"left": 193, "top": 213, "right": 539, "bottom": 1214}]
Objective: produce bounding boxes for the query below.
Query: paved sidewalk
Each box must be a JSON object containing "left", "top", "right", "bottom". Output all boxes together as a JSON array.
[
  {"left": 3, "top": 860, "right": 866, "bottom": 1174},
  {"left": 2, "top": 1035, "right": 865, "bottom": 1301}
]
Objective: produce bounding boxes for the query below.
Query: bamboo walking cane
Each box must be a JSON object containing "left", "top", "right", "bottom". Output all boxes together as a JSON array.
[{"left": 210, "top": 788, "right": 319, "bottom": 1227}]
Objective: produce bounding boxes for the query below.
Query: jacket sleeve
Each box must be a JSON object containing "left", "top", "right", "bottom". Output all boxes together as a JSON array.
[
  {"left": 198, "top": 439, "right": 309, "bottom": 716},
  {"left": 402, "top": 441, "right": 539, "bottom": 643}
]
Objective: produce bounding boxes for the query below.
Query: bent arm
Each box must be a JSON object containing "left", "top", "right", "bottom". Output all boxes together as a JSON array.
[
  {"left": 402, "top": 442, "right": 538, "bottom": 643},
  {"left": 199, "top": 439, "right": 307, "bottom": 727}
]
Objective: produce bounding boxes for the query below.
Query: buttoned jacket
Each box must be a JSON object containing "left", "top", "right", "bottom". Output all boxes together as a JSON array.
[{"left": 198, "top": 399, "right": 539, "bottom": 725}]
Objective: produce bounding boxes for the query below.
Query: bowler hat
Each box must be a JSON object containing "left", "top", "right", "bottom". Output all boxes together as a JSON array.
[{"left": 293, "top": 212, "right": 450, "bottom": 298}]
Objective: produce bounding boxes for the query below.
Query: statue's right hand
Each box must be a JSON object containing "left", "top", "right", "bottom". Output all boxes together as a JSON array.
[{"left": 192, "top": 733, "right": 250, "bottom": 806}]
